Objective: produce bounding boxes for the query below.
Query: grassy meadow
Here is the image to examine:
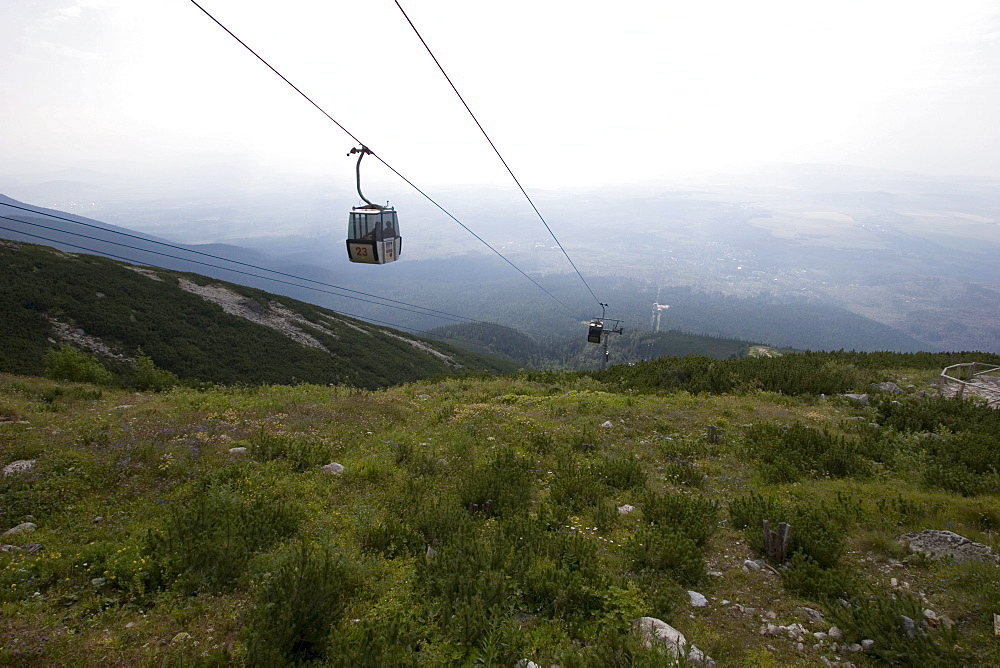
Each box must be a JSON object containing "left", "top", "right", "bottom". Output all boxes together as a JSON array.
[{"left": 1, "top": 353, "right": 999, "bottom": 666}]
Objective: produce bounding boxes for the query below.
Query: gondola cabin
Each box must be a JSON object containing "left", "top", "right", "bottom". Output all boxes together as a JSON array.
[
  {"left": 587, "top": 319, "right": 604, "bottom": 344},
  {"left": 346, "top": 206, "right": 402, "bottom": 264}
]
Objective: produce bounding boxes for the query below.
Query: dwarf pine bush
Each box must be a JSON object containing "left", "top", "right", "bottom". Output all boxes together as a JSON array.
[
  {"left": 640, "top": 490, "right": 719, "bottom": 547},
  {"left": 244, "top": 541, "right": 360, "bottom": 665},
  {"left": 43, "top": 345, "right": 113, "bottom": 386},
  {"left": 628, "top": 524, "right": 706, "bottom": 584},
  {"left": 828, "top": 590, "right": 961, "bottom": 666},
  {"left": 146, "top": 480, "right": 303, "bottom": 593}
]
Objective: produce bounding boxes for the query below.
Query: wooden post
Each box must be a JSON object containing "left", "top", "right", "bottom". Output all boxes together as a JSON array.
[
  {"left": 707, "top": 424, "right": 719, "bottom": 445},
  {"left": 763, "top": 520, "right": 791, "bottom": 562}
]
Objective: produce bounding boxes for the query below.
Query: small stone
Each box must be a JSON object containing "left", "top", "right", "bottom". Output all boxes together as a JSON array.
[
  {"left": 765, "top": 624, "right": 781, "bottom": 636},
  {"left": 514, "top": 660, "right": 539, "bottom": 668},
  {"left": 796, "top": 642, "right": 805, "bottom": 652},
  {"left": 90, "top": 577, "right": 107, "bottom": 587},
  {"left": 617, "top": 504, "right": 635, "bottom": 515},
  {"left": 841, "top": 393, "right": 869, "bottom": 406},
  {"left": 994, "top": 613, "right": 1000, "bottom": 637},
  {"left": 600, "top": 420, "right": 614, "bottom": 429},
  {"left": 228, "top": 447, "right": 248, "bottom": 457},
  {"left": 890, "top": 577, "right": 898, "bottom": 587},
  {"left": 321, "top": 462, "right": 345, "bottom": 475},
  {"left": 766, "top": 611, "right": 777, "bottom": 620},
  {"left": 828, "top": 626, "right": 844, "bottom": 641},
  {"left": 425, "top": 545, "right": 437, "bottom": 561},
  {"left": 707, "top": 571, "right": 723, "bottom": 577},
  {"left": 922, "top": 609, "right": 939, "bottom": 626},
  {"left": 92, "top": 516, "right": 103, "bottom": 523},
  {"left": 2, "top": 459, "right": 36, "bottom": 477},
  {"left": 798, "top": 607, "right": 825, "bottom": 624},
  {"left": 898, "top": 615, "right": 916, "bottom": 638},
  {"left": 688, "top": 590, "right": 708, "bottom": 607},
  {"left": 125, "top": 622, "right": 136, "bottom": 629},
  {"left": 744, "top": 559, "right": 761, "bottom": 571},
  {"left": 849, "top": 643, "right": 862, "bottom": 653},
  {"left": 939, "top": 615, "right": 954, "bottom": 629},
  {"left": 861, "top": 639, "right": 875, "bottom": 651},
  {"left": 720, "top": 599, "right": 730, "bottom": 606},
  {"left": 171, "top": 632, "right": 192, "bottom": 643},
  {"left": 813, "top": 632, "right": 828, "bottom": 641},
  {"left": 2, "top": 522, "right": 37, "bottom": 537}
]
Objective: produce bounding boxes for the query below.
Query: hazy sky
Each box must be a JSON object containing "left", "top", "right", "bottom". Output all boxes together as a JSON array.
[{"left": 4, "top": 0, "right": 1000, "bottom": 193}]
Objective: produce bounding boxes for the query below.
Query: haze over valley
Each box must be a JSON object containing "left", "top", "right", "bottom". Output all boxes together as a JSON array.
[{"left": 3, "top": 162, "right": 998, "bottom": 357}]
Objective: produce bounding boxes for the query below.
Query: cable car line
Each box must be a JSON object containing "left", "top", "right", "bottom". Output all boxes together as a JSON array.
[
  {"left": 391, "top": 0, "right": 603, "bottom": 308},
  {"left": 186, "top": 0, "right": 572, "bottom": 312},
  {"left": 0, "top": 201, "right": 479, "bottom": 325},
  {"left": 0, "top": 215, "right": 474, "bottom": 324},
  {"left": 0, "top": 222, "right": 523, "bottom": 352},
  {"left": 0, "top": 213, "right": 568, "bottom": 344}
]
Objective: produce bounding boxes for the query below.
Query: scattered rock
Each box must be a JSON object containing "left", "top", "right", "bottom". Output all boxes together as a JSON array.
[
  {"left": 849, "top": 643, "right": 862, "bottom": 652},
  {"left": 829, "top": 626, "right": 844, "bottom": 641},
  {"left": 600, "top": 420, "right": 614, "bottom": 429},
  {"left": 814, "top": 631, "right": 828, "bottom": 641},
  {"left": 171, "top": 632, "right": 192, "bottom": 644},
  {"left": 688, "top": 590, "right": 708, "bottom": 607},
  {"left": 798, "top": 607, "right": 825, "bottom": 624},
  {"left": 861, "top": 639, "right": 875, "bottom": 651},
  {"left": 514, "top": 660, "right": 539, "bottom": 668},
  {"left": 3, "top": 522, "right": 37, "bottom": 537},
  {"left": 617, "top": 504, "right": 635, "bottom": 515},
  {"left": 416, "top": 394, "right": 430, "bottom": 401},
  {"left": 939, "top": 615, "right": 954, "bottom": 630},
  {"left": 994, "top": 613, "right": 1000, "bottom": 637},
  {"left": 631, "top": 617, "right": 714, "bottom": 666},
  {"left": 228, "top": 447, "right": 248, "bottom": 457},
  {"left": 922, "top": 609, "right": 939, "bottom": 626},
  {"left": 871, "top": 382, "right": 903, "bottom": 394},
  {"left": 425, "top": 545, "right": 437, "bottom": 561},
  {"left": 21, "top": 543, "right": 43, "bottom": 554},
  {"left": 901, "top": 529, "right": 999, "bottom": 563},
  {"left": 92, "top": 516, "right": 103, "bottom": 523},
  {"left": 744, "top": 559, "right": 762, "bottom": 571},
  {"left": 3, "top": 459, "right": 36, "bottom": 477},
  {"left": 898, "top": 615, "right": 917, "bottom": 638},
  {"left": 321, "top": 462, "right": 345, "bottom": 475},
  {"left": 633, "top": 617, "right": 687, "bottom": 654},
  {"left": 125, "top": 622, "right": 136, "bottom": 629},
  {"left": 90, "top": 578, "right": 107, "bottom": 587},
  {"left": 841, "top": 393, "right": 869, "bottom": 406}
]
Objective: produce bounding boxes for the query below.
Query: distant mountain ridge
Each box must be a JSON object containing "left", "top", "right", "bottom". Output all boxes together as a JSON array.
[{"left": 0, "top": 241, "right": 517, "bottom": 388}]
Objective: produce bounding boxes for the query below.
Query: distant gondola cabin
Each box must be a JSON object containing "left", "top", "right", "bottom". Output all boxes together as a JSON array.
[
  {"left": 587, "top": 319, "right": 603, "bottom": 343},
  {"left": 346, "top": 206, "right": 402, "bottom": 264}
]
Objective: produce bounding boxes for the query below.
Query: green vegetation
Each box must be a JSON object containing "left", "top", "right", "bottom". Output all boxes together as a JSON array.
[
  {"left": 1, "top": 351, "right": 998, "bottom": 665},
  {"left": 0, "top": 242, "right": 518, "bottom": 389}
]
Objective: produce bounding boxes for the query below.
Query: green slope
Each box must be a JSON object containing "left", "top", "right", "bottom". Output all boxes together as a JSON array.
[{"left": 0, "top": 241, "right": 517, "bottom": 388}]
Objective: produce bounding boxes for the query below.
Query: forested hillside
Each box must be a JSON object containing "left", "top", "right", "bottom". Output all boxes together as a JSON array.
[
  {"left": 426, "top": 322, "right": 759, "bottom": 368},
  {"left": 0, "top": 241, "right": 517, "bottom": 388}
]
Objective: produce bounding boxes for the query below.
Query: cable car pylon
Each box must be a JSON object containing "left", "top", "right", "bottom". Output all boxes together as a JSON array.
[{"left": 587, "top": 302, "right": 623, "bottom": 370}]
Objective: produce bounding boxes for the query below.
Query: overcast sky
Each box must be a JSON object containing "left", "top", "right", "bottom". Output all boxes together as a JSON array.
[{"left": 3, "top": 0, "right": 1000, "bottom": 194}]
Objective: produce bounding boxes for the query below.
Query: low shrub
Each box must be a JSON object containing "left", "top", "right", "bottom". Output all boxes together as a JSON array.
[
  {"left": 146, "top": 479, "right": 303, "bottom": 593},
  {"left": 628, "top": 524, "right": 706, "bottom": 584},
  {"left": 827, "top": 590, "right": 961, "bottom": 666},
  {"left": 640, "top": 490, "right": 719, "bottom": 547},
  {"left": 244, "top": 541, "right": 360, "bottom": 665},
  {"left": 43, "top": 345, "right": 113, "bottom": 386}
]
